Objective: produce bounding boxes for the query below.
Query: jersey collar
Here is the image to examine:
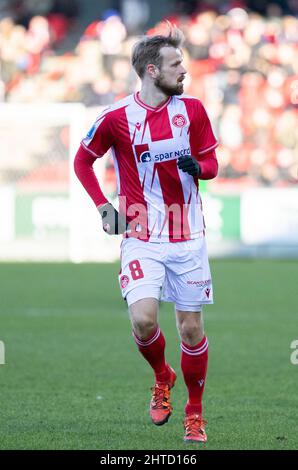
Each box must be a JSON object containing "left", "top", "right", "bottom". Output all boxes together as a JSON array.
[{"left": 134, "top": 92, "right": 171, "bottom": 112}]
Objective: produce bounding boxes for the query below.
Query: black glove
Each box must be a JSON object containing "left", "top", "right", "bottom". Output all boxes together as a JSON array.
[
  {"left": 177, "top": 155, "right": 201, "bottom": 177},
  {"left": 98, "top": 203, "right": 129, "bottom": 235}
]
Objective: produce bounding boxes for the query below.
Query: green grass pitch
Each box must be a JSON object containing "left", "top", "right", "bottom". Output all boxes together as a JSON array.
[{"left": 0, "top": 260, "right": 297, "bottom": 450}]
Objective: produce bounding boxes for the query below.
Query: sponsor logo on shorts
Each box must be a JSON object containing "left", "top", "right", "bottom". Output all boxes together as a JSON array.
[
  {"left": 172, "top": 114, "right": 187, "bottom": 128},
  {"left": 187, "top": 279, "right": 211, "bottom": 287},
  {"left": 120, "top": 275, "right": 130, "bottom": 289}
]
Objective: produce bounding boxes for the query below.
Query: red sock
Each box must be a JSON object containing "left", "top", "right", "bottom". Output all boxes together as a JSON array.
[
  {"left": 181, "top": 336, "right": 209, "bottom": 416},
  {"left": 133, "top": 326, "right": 170, "bottom": 384}
]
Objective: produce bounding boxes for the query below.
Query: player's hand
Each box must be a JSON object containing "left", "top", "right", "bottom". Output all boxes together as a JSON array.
[
  {"left": 177, "top": 155, "right": 201, "bottom": 177},
  {"left": 98, "top": 203, "right": 129, "bottom": 235}
]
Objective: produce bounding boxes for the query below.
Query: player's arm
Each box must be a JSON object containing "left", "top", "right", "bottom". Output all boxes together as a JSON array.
[
  {"left": 74, "top": 146, "right": 128, "bottom": 235},
  {"left": 74, "top": 111, "right": 128, "bottom": 235}
]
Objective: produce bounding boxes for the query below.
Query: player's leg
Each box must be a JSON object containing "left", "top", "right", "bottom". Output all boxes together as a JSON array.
[
  {"left": 162, "top": 236, "right": 212, "bottom": 440},
  {"left": 176, "top": 309, "right": 205, "bottom": 346},
  {"left": 129, "top": 296, "right": 169, "bottom": 384},
  {"left": 129, "top": 297, "right": 158, "bottom": 339},
  {"left": 119, "top": 238, "right": 176, "bottom": 425},
  {"left": 128, "top": 295, "right": 176, "bottom": 426},
  {"left": 128, "top": 295, "right": 177, "bottom": 385},
  {"left": 176, "top": 309, "right": 208, "bottom": 442}
]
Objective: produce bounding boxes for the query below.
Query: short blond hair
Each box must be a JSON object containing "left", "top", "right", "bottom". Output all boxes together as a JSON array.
[{"left": 132, "top": 23, "right": 184, "bottom": 78}]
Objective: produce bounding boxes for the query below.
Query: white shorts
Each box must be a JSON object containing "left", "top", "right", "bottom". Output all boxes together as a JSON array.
[{"left": 118, "top": 236, "right": 213, "bottom": 312}]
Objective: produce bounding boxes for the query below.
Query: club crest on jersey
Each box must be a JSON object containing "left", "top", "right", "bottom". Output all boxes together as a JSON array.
[
  {"left": 172, "top": 114, "right": 187, "bottom": 128},
  {"left": 120, "top": 275, "right": 130, "bottom": 289},
  {"left": 140, "top": 151, "right": 152, "bottom": 163}
]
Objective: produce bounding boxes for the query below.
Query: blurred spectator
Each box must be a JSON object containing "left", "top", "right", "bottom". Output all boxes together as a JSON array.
[
  {"left": 121, "top": 0, "right": 150, "bottom": 35},
  {"left": 79, "top": 75, "right": 115, "bottom": 107}
]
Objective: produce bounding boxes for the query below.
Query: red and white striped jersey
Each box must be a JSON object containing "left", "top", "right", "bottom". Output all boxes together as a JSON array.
[{"left": 80, "top": 92, "right": 218, "bottom": 242}]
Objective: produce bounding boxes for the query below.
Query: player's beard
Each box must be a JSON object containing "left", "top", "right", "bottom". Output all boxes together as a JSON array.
[{"left": 154, "top": 73, "right": 184, "bottom": 96}]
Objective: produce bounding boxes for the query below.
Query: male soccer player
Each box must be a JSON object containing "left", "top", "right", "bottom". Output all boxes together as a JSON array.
[{"left": 74, "top": 24, "right": 218, "bottom": 443}]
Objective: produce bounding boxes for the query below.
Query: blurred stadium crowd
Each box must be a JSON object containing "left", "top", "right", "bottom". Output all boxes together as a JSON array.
[{"left": 0, "top": 0, "right": 297, "bottom": 187}]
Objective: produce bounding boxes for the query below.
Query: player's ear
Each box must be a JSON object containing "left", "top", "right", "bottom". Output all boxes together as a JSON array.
[{"left": 147, "top": 63, "right": 158, "bottom": 78}]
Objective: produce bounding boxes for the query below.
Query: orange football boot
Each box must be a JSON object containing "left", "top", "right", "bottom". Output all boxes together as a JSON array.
[
  {"left": 183, "top": 414, "right": 207, "bottom": 443},
  {"left": 150, "top": 365, "right": 177, "bottom": 426}
]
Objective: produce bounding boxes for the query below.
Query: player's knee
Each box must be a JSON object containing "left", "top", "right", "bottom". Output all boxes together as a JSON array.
[
  {"left": 130, "top": 309, "right": 157, "bottom": 340},
  {"left": 133, "top": 316, "right": 157, "bottom": 340},
  {"left": 129, "top": 298, "right": 158, "bottom": 339},
  {"left": 181, "top": 327, "right": 204, "bottom": 346},
  {"left": 177, "top": 316, "right": 204, "bottom": 345}
]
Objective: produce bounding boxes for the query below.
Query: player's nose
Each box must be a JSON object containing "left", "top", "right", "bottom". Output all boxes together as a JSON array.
[{"left": 180, "top": 65, "right": 187, "bottom": 75}]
